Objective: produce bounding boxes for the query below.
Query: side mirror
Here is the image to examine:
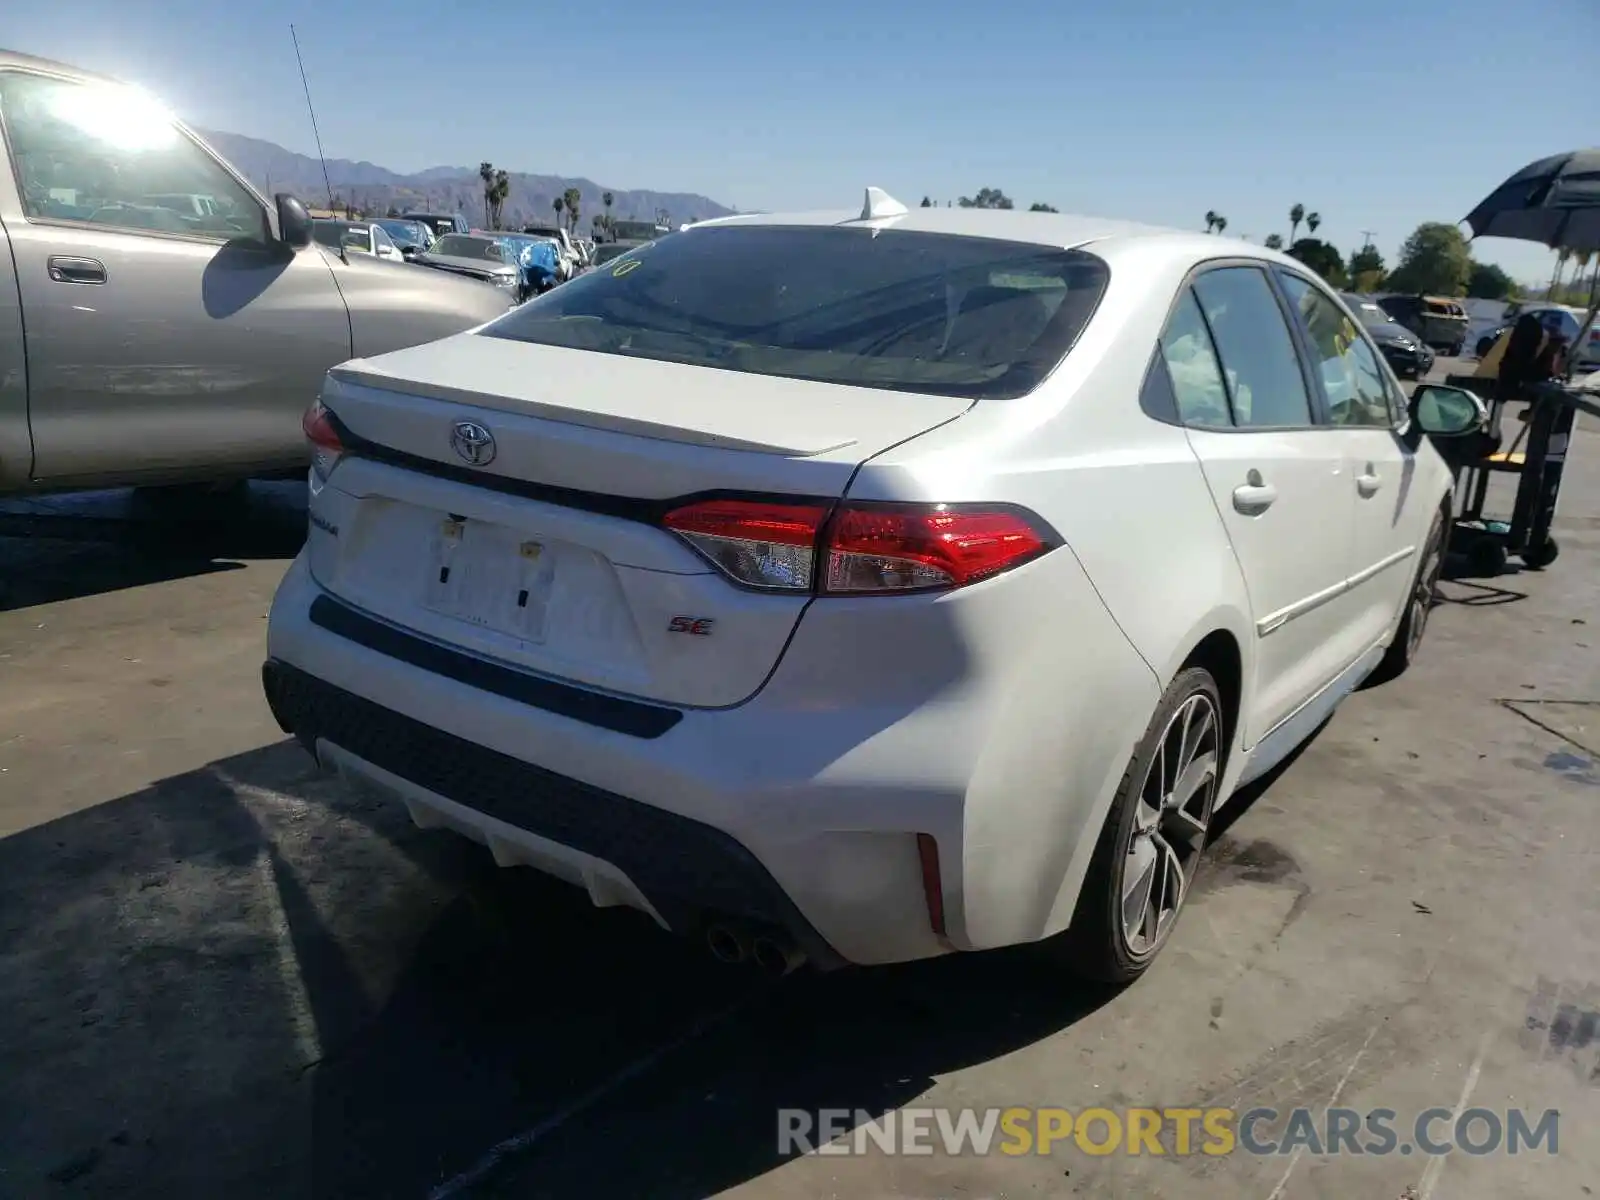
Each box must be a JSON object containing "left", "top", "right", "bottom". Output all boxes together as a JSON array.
[
  {"left": 275, "top": 193, "right": 312, "bottom": 248},
  {"left": 1410, "top": 384, "right": 1485, "bottom": 437}
]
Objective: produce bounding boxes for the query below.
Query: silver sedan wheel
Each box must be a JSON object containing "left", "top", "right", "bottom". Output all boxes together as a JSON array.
[{"left": 1119, "top": 692, "right": 1220, "bottom": 958}]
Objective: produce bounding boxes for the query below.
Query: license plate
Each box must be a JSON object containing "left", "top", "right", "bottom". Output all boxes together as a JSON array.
[{"left": 423, "top": 517, "right": 554, "bottom": 642}]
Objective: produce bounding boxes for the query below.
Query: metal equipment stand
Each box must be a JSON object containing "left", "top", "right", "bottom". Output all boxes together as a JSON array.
[{"left": 1443, "top": 380, "right": 1600, "bottom": 575}]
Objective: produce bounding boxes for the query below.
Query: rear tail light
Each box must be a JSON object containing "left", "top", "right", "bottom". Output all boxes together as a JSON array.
[
  {"left": 662, "top": 499, "right": 1058, "bottom": 595},
  {"left": 823, "top": 504, "right": 1055, "bottom": 593},
  {"left": 303, "top": 400, "right": 345, "bottom": 483},
  {"left": 662, "top": 499, "right": 826, "bottom": 591}
]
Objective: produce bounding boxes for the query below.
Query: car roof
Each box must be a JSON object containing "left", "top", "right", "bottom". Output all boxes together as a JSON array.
[
  {"left": 688, "top": 204, "right": 1308, "bottom": 272},
  {"left": 0, "top": 47, "right": 117, "bottom": 82}
]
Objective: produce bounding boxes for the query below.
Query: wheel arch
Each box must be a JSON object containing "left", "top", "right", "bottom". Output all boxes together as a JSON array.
[{"left": 1156, "top": 603, "right": 1255, "bottom": 768}]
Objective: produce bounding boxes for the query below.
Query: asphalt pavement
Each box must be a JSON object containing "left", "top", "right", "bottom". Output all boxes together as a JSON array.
[{"left": 1, "top": 358, "right": 1597, "bottom": 1199}]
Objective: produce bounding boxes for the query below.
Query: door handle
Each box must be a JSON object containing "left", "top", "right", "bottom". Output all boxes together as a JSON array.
[
  {"left": 1232, "top": 472, "right": 1278, "bottom": 514},
  {"left": 47, "top": 256, "right": 107, "bottom": 285},
  {"left": 1356, "top": 465, "right": 1382, "bottom": 497}
]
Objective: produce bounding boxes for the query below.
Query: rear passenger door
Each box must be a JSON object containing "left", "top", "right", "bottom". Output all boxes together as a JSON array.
[{"left": 1162, "top": 265, "right": 1364, "bottom": 743}]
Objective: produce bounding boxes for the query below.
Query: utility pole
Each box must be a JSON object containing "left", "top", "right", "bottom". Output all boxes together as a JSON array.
[{"left": 1359, "top": 230, "right": 1376, "bottom": 249}]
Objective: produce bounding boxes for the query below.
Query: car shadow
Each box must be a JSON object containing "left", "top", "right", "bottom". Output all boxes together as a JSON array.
[
  {"left": 0, "top": 739, "right": 1118, "bottom": 1199},
  {"left": 1435, "top": 579, "right": 1528, "bottom": 607},
  {"left": 0, "top": 482, "right": 306, "bottom": 610}
]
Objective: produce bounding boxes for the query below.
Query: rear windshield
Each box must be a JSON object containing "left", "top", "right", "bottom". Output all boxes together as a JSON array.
[
  {"left": 432, "top": 235, "right": 507, "bottom": 261},
  {"left": 479, "top": 225, "right": 1110, "bottom": 398}
]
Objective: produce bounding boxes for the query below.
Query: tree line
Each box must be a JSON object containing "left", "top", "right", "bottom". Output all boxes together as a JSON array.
[{"left": 926, "top": 188, "right": 1597, "bottom": 304}]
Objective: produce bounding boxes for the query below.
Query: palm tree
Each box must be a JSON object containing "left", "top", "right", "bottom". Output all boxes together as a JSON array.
[
  {"left": 1214, "top": 215, "right": 1228, "bottom": 236},
  {"left": 1566, "top": 250, "right": 1593, "bottom": 304},
  {"left": 479, "top": 162, "right": 495, "bottom": 229},
  {"left": 1289, "top": 203, "right": 1305, "bottom": 246},
  {"left": 1306, "top": 212, "right": 1321, "bottom": 237},
  {"left": 1204, "top": 210, "right": 1219, "bottom": 233},
  {"left": 1264, "top": 233, "right": 1284, "bottom": 250},
  {"left": 602, "top": 190, "right": 614, "bottom": 238},
  {"left": 552, "top": 198, "right": 564, "bottom": 230},
  {"left": 1550, "top": 247, "right": 1571, "bottom": 296},
  {"left": 490, "top": 169, "right": 510, "bottom": 229},
  {"left": 562, "top": 187, "right": 581, "bottom": 235}
]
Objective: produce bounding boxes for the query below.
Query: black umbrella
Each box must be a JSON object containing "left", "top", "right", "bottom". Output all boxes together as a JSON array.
[{"left": 1464, "top": 148, "right": 1600, "bottom": 253}]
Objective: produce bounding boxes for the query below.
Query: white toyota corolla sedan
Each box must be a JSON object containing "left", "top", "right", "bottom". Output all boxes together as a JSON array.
[{"left": 264, "top": 191, "right": 1481, "bottom": 983}]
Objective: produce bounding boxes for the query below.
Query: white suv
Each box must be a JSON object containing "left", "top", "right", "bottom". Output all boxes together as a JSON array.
[{"left": 264, "top": 194, "right": 1479, "bottom": 982}]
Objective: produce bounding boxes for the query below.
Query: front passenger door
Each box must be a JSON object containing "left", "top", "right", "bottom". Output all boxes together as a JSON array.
[
  {"left": 1277, "top": 272, "right": 1431, "bottom": 653},
  {"left": 0, "top": 68, "right": 350, "bottom": 484},
  {"left": 1164, "top": 266, "right": 1363, "bottom": 743}
]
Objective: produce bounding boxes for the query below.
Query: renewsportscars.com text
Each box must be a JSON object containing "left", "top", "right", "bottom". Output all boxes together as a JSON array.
[{"left": 777, "top": 1106, "right": 1561, "bottom": 1158}]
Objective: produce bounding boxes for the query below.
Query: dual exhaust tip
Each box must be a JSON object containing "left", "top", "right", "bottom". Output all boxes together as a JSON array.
[{"left": 706, "top": 922, "right": 806, "bottom": 976}]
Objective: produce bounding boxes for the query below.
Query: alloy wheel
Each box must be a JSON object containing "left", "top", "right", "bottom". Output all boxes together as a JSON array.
[
  {"left": 1406, "top": 532, "right": 1444, "bottom": 659},
  {"left": 1119, "top": 692, "right": 1220, "bottom": 958}
]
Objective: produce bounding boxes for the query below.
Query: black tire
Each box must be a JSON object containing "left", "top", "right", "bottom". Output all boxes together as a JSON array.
[
  {"left": 1476, "top": 336, "right": 1495, "bottom": 358},
  {"left": 1449, "top": 341, "right": 1464, "bottom": 357},
  {"left": 1056, "top": 666, "right": 1224, "bottom": 985},
  {"left": 1369, "top": 510, "right": 1446, "bottom": 685},
  {"left": 1522, "top": 536, "right": 1559, "bottom": 570},
  {"left": 1466, "top": 535, "right": 1509, "bottom": 578}
]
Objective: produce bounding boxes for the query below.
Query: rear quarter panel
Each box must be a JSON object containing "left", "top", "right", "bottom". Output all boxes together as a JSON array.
[
  {"left": 845, "top": 240, "right": 1257, "bottom": 941},
  {"left": 850, "top": 239, "right": 1256, "bottom": 714}
]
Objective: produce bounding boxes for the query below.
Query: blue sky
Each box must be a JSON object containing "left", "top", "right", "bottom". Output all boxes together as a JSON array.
[{"left": 8, "top": 0, "right": 1596, "bottom": 283}]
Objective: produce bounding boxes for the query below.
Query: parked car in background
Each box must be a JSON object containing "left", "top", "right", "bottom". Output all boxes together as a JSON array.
[
  {"left": 0, "top": 49, "right": 512, "bottom": 496},
  {"left": 313, "top": 219, "right": 404, "bottom": 261},
  {"left": 413, "top": 233, "right": 522, "bottom": 295},
  {"left": 1380, "top": 294, "right": 1469, "bottom": 355},
  {"left": 375, "top": 217, "right": 435, "bottom": 259},
  {"left": 1341, "top": 293, "right": 1435, "bottom": 379},
  {"left": 400, "top": 211, "right": 469, "bottom": 239},
  {"left": 521, "top": 222, "right": 578, "bottom": 279},
  {"left": 1474, "top": 305, "right": 1600, "bottom": 372},
  {"left": 265, "top": 197, "right": 1481, "bottom": 984}
]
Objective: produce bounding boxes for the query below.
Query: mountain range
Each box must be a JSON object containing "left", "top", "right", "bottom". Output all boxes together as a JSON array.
[{"left": 199, "top": 129, "right": 736, "bottom": 232}]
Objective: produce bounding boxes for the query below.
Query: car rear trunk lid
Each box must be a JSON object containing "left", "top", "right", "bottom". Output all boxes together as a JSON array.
[{"left": 309, "top": 335, "right": 971, "bottom": 709}]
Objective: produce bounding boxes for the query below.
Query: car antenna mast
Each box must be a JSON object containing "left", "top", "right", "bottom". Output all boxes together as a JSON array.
[{"left": 289, "top": 24, "right": 335, "bottom": 212}]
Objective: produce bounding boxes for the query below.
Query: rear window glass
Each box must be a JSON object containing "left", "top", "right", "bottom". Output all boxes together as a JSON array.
[
  {"left": 432, "top": 234, "right": 507, "bottom": 261},
  {"left": 479, "top": 225, "right": 1110, "bottom": 399}
]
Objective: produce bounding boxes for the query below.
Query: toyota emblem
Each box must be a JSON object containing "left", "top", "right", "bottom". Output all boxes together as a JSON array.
[{"left": 450, "top": 420, "right": 496, "bottom": 467}]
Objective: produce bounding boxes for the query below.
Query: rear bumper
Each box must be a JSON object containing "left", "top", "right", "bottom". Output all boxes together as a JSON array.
[
  {"left": 264, "top": 545, "right": 1157, "bottom": 967},
  {"left": 262, "top": 658, "right": 847, "bottom": 969}
]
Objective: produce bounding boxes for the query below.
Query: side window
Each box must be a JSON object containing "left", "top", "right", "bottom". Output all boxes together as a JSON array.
[
  {"left": 0, "top": 71, "right": 266, "bottom": 241},
  {"left": 1191, "top": 267, "right": 1314, "bottom": 428},
  {"left": 372, "top": 226, "right": 394, "bottom": 252},
  {"left": 1277, "top": 273, "right": 1395, "bottom": 428},
  {"left": 1158, "top": 288, "right": 1232, "bottom": 427}
]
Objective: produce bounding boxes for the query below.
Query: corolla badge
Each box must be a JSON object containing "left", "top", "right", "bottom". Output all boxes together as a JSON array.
[{"left": 450, "top": 420, "right": 496, "bottom": 466}]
